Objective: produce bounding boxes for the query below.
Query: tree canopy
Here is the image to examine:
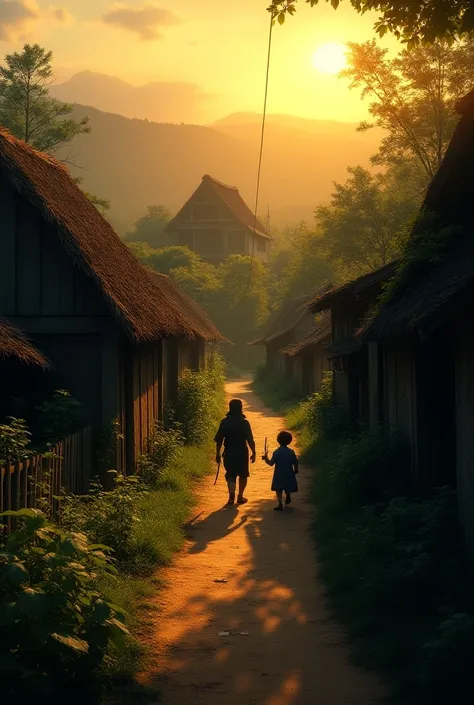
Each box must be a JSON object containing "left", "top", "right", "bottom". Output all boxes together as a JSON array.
[
  {"left": 124, "top": 205, "right": 174, "bottom": 248},
  {"left": 268, "top": 1, "right": 474, "bottom": 45}
]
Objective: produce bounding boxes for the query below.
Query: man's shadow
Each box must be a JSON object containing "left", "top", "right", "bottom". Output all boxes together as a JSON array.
[{"left": 186, "top": 504, "right": 248, "bottom": 555}]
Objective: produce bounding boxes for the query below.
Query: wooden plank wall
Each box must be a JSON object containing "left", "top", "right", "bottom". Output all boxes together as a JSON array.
[
  {"left": 455, "top": 325, "right": 474, "bottom": 564},
  {"left": 383, "top": 339, "right": 418, "bottom": 467},
  {"left": 131, "top": 343, "right": 163, "bottom": 462}
]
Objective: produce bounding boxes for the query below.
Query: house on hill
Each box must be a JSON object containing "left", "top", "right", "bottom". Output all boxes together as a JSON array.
[
  {"left": 0, "top": 128, "right": 223, "bottom": 474},
  {"left": 166, "top": 174, "right": 272, "bottom": 263}
]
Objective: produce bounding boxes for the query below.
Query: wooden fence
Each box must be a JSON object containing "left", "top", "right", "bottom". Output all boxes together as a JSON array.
[{"left": 0, "top": 426, "right": 92, "bottom": 527}]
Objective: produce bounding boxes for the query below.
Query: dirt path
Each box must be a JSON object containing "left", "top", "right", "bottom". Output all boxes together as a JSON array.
[{"left": 142, "top": 379, "right": 384, "bottom": 705}]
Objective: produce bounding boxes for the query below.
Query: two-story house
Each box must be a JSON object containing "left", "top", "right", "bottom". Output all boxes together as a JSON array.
[{"left": 166, "top": 174, "right": 272, "bottom": 263}]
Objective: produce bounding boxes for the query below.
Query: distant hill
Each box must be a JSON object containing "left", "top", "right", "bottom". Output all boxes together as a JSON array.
[
  {"left": 59, "top": 103, "right": 381, "bottom": 234},
  {"left": 51, "top": 71, "right": 208, "bottom": 124}
]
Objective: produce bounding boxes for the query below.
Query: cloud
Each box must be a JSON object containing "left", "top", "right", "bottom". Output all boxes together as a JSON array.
[
  {"left": 48, "top": 6, "right": 74, "bottom": 24},
  {"left": 102, "top": 4, "right": 180, "bottom": 41},
  {"left": 0, "top": 0, "right": 40, "bottom": 41}
]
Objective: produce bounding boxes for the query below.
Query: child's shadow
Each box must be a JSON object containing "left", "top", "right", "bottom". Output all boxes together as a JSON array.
[{"left": 186, "top": 505, "right": 248, "bottom": 555}]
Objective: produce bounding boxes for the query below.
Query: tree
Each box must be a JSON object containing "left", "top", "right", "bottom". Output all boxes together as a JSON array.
[
  {"left": 0, "top": 44, "right": 90, "bottom": 154},
  {"left": 124, "top": 205, "right": 173, "bottom": 248},
  {"left": 342, "top": 39, "right": 474, "bottom": 179},
  {"left": 315, "top": 163, "right": 419, "bottom": 278},
  {"left": 267, "top": 1, "right": 474, "bottom": 45}
]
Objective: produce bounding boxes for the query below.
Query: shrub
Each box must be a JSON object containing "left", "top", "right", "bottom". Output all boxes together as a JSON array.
[
  {"left": 173, "top": 353, "right": 226, "bottom": 445},
  {"left": 0, "top": 508, "right": 129, "bottom": 699},
  {"left": 137, "top": 422, "right": 183, "bottom": 488},
  {"left": 299, "top": 372, "right": 348, "bottom": 439},
  {"left": 61, "top": 472, "right": 145, "bottom": 561},
  {"left": 332, "top": 427, "right": 409, "bottom": 507},
  {"left": 0, "top": 417, "right": 31, "bottom": 464},
  {"left": 35, "top": 390, "right": 82, "bottom": 447},
  {"left": 252, "top": 364, "right": 300, "bottom": 410}
]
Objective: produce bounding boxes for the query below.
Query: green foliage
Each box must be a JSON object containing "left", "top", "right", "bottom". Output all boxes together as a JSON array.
[
  {"left": 0, "top": 417, "right": 31, "bottom": 464},
  {"left": 35, "top": 390, "right": 82, "bottom": 447},
  {"left": 0, "top": 508, "right": 128, "bottom": 698},
  {"left": 124, "top": 205, "right": 173, "bottom": 248},
  {"left": 173, "top": 354, "right": 226, "bottom": 445},
  {"left": 252, "top": 365, "right": 300, "bottom": 411},
  {"left": 267, "top": 1, "right": 474, "bottom": 45},
  {"left": 296, "top": 372, "right": 348, "bottom": 439},
  {"left": 0, "top": 44, "right": 90, "bottom": 153},
  {"left": 61, "top": 472, "right": 144, "bottom": 561},
  {"left": 137, "top": 423, "right": 184, "bottom": 488}
]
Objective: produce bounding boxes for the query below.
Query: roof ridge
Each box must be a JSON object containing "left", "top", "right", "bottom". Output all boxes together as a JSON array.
[{"left": 202, "top": 173, "right": 239, "bottom": 191}]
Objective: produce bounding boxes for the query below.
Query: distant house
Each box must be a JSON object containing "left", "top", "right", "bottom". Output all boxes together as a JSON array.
[
  {"left": 0, "top": 129, "right": 223, "bottom": 473},
  {"left": 166, "top": 174, "right": 272, "bottom": 263},
  {"left": 250, "top": 295, "right": 317, "bottom": 377},
  {"left": 282, "top": 312, "right": 332, "bottom": 398}
]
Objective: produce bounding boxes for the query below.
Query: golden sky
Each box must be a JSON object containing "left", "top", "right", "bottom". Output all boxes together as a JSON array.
[{"left": 2, "top": 1, "right": 400, "bottom": 122}]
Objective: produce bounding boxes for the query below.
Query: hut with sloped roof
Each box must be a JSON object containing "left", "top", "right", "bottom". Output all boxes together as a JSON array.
[
  {"left": 360, "top": 89, "right": 474, "bottom": 557},
  {"left": 0, "top": 128, "right": 222, "bottom": 472},
  {"left": 250, "top": 294, "right": 317, "bottom": 380},
  {"left": 282, "top": 311, "right": 332, "bottom": 397},
  {"left": 309, "top": 262, "right": 397, "bottom": 426},
  {"left": 166, "top": 174, "right": 272, "bottom": 263}
]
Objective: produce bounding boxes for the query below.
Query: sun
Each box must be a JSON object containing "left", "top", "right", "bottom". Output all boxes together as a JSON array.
[{"left": 312, "top": 43, "right": 347, "bottom": 75}]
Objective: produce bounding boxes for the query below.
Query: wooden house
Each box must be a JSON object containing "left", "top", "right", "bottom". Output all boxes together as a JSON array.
[
  {"left": 308, "top": 263, "right": 397, "bottom": 426},
  {"left": 282, "top": 312, "right": 332, "bottom": 398},
  {"left": 361, "top": 89, "right": 474, "bottom": 559},
  {"left": 250, "top": 295, "right": 316, "bottom": 378},
  {"left": 166, "top": 174, "right": 272, "bottom": 263},
  {"left": 0, "top": 129, "right": 223, "bottom": 473}
]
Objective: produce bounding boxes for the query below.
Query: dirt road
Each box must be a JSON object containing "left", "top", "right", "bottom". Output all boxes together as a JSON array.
[{"left": 142, "top": 379, "right": 383, "bottom": 705}]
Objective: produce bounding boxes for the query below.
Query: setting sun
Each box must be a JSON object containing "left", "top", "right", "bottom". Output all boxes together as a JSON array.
[{"left": 312, "top": 43, "right": 348, "bottom": 75}]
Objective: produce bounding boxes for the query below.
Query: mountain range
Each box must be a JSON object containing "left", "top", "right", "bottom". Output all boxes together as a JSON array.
[{"left": 53, "top": 72, "right": 382, "bottom": 235}]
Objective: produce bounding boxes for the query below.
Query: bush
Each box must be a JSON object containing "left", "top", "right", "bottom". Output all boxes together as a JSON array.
[
  {"left": 252, "top": 364, "right": 300, "bottom": 410},
  {"left": 137, "top": 422, "right": 183, "bottom": 488},
  {"left": 298, "top": 372, "right": 348, "bottom": 439},
  {"left": 61, "top": 472, "right": 145, "bottom": 561},
  {"left": 0, "top": 508, "right": 129, "bottom": 699},
  {"left": 35, "top": 390, "right": 82, "bottom": 447},
  {"left": 173, "top": 353, "right": 226, "bottom": 445},
  {"left": 0, "top": 417, "right": 31, "bottom": 464},
  {"left": 332, "top": 428, "right": 409, "bottom": 507}
]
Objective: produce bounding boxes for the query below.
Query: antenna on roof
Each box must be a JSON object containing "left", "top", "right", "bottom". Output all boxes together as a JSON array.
[
  {"left": 264, "top": 205, "right": 271, "bottom": 234},
  {"left": 231, "top": 9, "right": 274, "bottom": 311}
]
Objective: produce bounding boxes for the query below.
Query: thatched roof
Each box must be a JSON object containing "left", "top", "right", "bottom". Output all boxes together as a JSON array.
[
  {"left": 249, "top": 294, "right": 313, "bottom": 346},
  {"left": 308, "top": 262, "right": 398, "bottom": 314},
  {"left": 167, "top": 174, "right": 272, "bottom": 240},
  {"left": 152, "top": 272, "right": 226, "bottom": 342},
  {"left": 0, "top": 318, "right": 50, "bottom": 368},
  {"left": 363, "top": 89, "right": 474, "bottom": 341},
  {"left": 0, "top": 129, "right": 195, "bottom": 343},
  {"left": 283, "top": 312, "right": 331, "bottom": 357}
]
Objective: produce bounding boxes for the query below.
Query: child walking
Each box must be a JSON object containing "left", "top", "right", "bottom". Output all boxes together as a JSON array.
[{"left": 263, "top": 430, "right": 299, "bottom": 511}]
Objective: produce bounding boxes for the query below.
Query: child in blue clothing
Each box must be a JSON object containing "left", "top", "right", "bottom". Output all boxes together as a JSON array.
[{"left": 263, "top": 430, "right": 299, "bottom": 511}]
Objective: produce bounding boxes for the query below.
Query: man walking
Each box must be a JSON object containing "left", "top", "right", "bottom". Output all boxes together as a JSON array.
[{"left": 214, "top": 398, "right": 256, "bottom": 505}]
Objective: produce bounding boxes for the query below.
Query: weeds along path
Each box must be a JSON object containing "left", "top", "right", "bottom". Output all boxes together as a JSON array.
[{"left": 140, "top": 379, "right": 384, "bottom": 705}]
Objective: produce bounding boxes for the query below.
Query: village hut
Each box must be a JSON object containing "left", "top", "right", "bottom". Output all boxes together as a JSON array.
[
  {"left": 166, "top": 174, "right": 272, "bottom": 263},
  {"left": 308, "top": 263, "right": 397, "bottom": 426},
  {"left": 0, "top": 128, "right": 215, "bottom": 472},
  {"left": 361, "top": 89, "right": 474, "bottom": 560},
  {"left": 250, "top": 294, "right": 317, "bottom": 379},
  {"left": 282, "top": 311, "right": 332, "bottom": 397}
]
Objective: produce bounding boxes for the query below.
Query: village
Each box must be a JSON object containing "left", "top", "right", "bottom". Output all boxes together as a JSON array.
[{"left": 2, "top": 1, "right": 474, "bottom": 704}]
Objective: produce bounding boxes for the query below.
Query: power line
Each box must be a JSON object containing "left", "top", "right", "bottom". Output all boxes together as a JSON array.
[{"left": 232, "top": 11, "right": 274, "bottom": 311}]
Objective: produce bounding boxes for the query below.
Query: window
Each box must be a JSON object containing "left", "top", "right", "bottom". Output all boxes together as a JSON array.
[
  {"left": 193, "top": 203, "right": 220, "bottom": 220},
  {"left": 227, "top": 230, "right": 245, "bottom": 254}
]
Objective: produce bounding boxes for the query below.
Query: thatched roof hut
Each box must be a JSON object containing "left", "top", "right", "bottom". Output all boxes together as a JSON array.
[
  {"left": 282, "top": 311, "right": 331, "bottom": 357},
  {"left": 0, "top": 128, "right": 195, "bottom": 342},
  {"left": 0, "top": 318, "right": 50, "bottom": 368}
]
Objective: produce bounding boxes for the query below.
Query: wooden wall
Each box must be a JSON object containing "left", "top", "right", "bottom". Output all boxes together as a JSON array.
[
  {"left": 383, "top": 338, "right": 418, "bottom": 468},
  {"left": 128, "top": 342, "right": 163, "bottom": 464},
  {"left": 455, "top": 323, "right": 474, "bottom": 564}
]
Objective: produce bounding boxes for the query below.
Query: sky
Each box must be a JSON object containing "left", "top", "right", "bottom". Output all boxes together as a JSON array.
[{"left": 0, "top": 0, "right": 400, "bottom": 123}]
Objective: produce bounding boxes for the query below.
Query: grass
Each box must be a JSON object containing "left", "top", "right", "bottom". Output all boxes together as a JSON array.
[{"left": 97, "top": 443, "right": 214, "bottom": 699}]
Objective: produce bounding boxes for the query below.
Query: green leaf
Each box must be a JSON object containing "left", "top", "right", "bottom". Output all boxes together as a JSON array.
[
  {"left": 17, "top": 587, "right": 49, "bottom": 618},
  {"left": 0, "top": 602, "right": 17, "bottom": 627},
  {"left": 277, "top": 11, "right": 285, "bottom": 24},
  {"left": 0, "top": 508, "right": 43, "bottom": 518},
  {"left": 330, "top": 0, "right": 339, "bottom": 8},
  {"left": 93, "top": 599, "right": 111, "bottom": 622},
  {"left": 1, "top": 561, "right": 29, "bottom": 585},
  {"left": 105, "top": 617, "right": 130, "bottom": 650},
  {"left": 50, "top": 632, "right": 89, "bottom": 653}
]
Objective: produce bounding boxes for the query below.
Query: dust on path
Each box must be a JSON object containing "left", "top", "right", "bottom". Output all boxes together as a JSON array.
[{"left": 141, "top": 379, "right": 384, "bottom": 705}]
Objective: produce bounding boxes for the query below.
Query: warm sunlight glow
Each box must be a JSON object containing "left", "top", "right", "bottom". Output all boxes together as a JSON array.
[{"left": 312, "top": 43, "right": 348, "bottom": 75}]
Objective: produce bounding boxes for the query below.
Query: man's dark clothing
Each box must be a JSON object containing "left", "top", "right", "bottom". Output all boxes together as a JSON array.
[{"left": 214, "top": 412, "right": 254, "bottom": 480}]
